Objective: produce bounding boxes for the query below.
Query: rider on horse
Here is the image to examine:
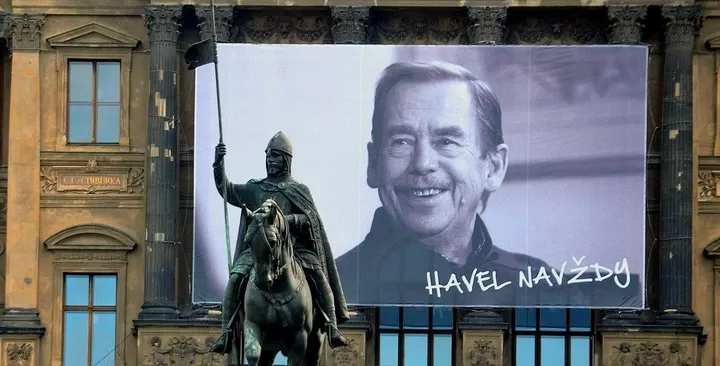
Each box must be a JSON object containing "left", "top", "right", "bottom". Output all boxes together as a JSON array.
[{"left": 210, "top": 131, "right": 350, "bottom": 354}]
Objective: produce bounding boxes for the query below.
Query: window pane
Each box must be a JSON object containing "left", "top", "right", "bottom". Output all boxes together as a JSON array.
[
  {"left": 379, "top": 307, "right": 399, "bottom": 329},
  {"left": 379, "top": 334, "right": 398, "bottom": 366},
  {"left": 96, "top": 62, "right": 120, "bottom": 103},
  {"left": 433, "top": 334, "right": 452, "bottom": 366},
  {"left": 539, "top": 308, "right": 566, "bottom": 331},
  {"left": 570, "top": 337, "right": 591, "bottom": 366},
  {"left": 68, "top": 103, "right": 93, "bottom": 143},
  {"left": 515, "top": 335, "right": 535, "bottom": 366},
  {"left": 403, "top": 334, "right": 428, "bottom": 366},
  {"left": 432, "top": 307, "right": 453, "bottom": 330},
  {"left": 64, "top": 311, "right": 89, "bottom": 365},
  {"left": 96, "top": 104, "right": 120, "bottom": 143},
  {"left": 515, "top": 308, "right": 536, "bottom": 331},
  {"left": 91, "top": 312, "right": 116, "bottom": 365},
  {"left": 65, "top": 275, "right": 89, "bottom": 306},
  {"left": 93, "top": 275, "right": 117, "bottom": 306},
  {"left": 403, "top": 307, "right": 428, "bottom": 329},
  {"left": 540, "top": 336, "right": 564, "bottom": 366},
  {"left": 570, "top": 309, "right": 591, "bottom": 331},
  {"left": 69, "top": 61, "right": 93, "bottom": 102}
]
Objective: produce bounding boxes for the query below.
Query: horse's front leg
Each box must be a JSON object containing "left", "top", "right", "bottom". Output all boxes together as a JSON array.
[
  {"left": 243, "top": 320, "right": 264, "bottom": 366},
  {"left": 287, "top": 329, "right": 309, "bottom": 366}
]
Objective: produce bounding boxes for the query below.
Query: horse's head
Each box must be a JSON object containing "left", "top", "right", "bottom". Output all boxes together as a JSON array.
[{"left": 244, "top": 199, "right": 292, "bottom": 290}]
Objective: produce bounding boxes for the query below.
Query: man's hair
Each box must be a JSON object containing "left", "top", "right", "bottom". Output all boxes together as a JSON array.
[{"left": 370, "top": 61, "right": 504, "bottom": 157}]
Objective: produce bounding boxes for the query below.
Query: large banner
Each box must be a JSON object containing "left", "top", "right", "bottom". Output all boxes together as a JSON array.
[{"left": 193, "top": 44, "right": 648, "bottom": 308}]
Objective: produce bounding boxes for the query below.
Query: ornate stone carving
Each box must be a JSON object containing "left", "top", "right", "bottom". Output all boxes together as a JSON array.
[
  {"left": 0, "top": 193, "right": 7, "bottom": 222},
  {"left": 609, "top": 341, "right": 694, "bottom": 366},
  {"left": 330, "top": 6, "right": 370, "bottom": 44},
  {"left": 662, "top": 5, "right": 702, "bottom": 45},
  {"left": 6, "top": 343, "right": 32, "bottom": 366},
  {"left": 698, "top": 171, "right": 719, "bottom": 201},
  {"left": 466, "top": 6, "right": 507, "bottom": 45},
  {"left": 467, "top": 339, "right": 499, "bottom": 366},
  {"left": 40, "top": 162, "right": 145, "bottom": 195},
  {"left": 143, "top": 5, "right": 182, "bottom": 42},
  {"left": 607, "top": 5, "right": 648, "bottom": 44},
  {"left": 8, "top": 14, "right": 45, "bottom": 50},
  {"left": 509, "top": 15, "right": 604, "bottom": 45},
  {"left": 55, "top": 252, "right": 127, "bottom": 261},
  {"left": 372, "top": 12, "right": 468, "bottom": 45},
  {"left": 238, "top": 12, "right": 330, "bottom": 44},
  {"left": 142, "top": 336, "right": 223, "bottom": 366},
  {"left": 331, "top": 337, "right": 360, "bottom": 365},
  {"left": 196, "top": 6, "right": 234, "bottom": 42}
]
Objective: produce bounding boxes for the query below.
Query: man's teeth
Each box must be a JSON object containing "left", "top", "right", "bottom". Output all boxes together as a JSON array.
[{"left": 409, "top": 189, "right": 442, "bottom": 197}]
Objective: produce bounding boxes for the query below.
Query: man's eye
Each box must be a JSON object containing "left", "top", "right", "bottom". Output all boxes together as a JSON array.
[
  {"left": 390, "top": 138, "right": 411, "bottom": 146},
  {"left": 436, "top": 139, "right": 459, "bottom": 146}
]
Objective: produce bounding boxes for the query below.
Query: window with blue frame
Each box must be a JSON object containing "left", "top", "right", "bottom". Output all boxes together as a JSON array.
[
  {"left": 377, "top": 307, "right": 455, "bottom": 366},
  {"left": 513, "top": 308, "right": 593, "bottom": 366},
  {"left": 63, "top": 274, "right": 118, "bottom": 366},
  {"left": 67, "top": 60, "right": 121, "bottom": 144}
]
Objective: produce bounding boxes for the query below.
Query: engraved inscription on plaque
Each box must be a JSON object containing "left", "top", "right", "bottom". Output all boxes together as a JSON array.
[{"left": 57, "top": 173, "right": 127, "bottom": 192}]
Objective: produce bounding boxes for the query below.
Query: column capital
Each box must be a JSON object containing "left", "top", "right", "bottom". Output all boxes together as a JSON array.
[
  {"left": 607, "top": 5, "right": 647, "bottom": 44},
  {"left": 466, "top": 6, "right": 507, "bottom": 45},
  {"left": 7, "top": 13, "right": 45, "bottom": 51},
  {"left": 195, "top": 6, "right": 234, "bottom": 43},
  {"left": 661, "top": 4, "right": 702, "bottom": 44},
  {"left": 330, "top": 6, "right": 370, "bottom": 44},
  {"left": 143, "top": 5, "right": 182, "bottom": 43}
]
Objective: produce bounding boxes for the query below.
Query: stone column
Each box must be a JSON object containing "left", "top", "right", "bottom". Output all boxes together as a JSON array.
[
  {"left": 330, "top": 6, "right": 370, "bottom": 44},
  {"left": 0, "top": 13, "right": 46, "bottom": 337},
  {"left": 467, "top": 6, "right": 508, "bottom": 45},
  {"left": 607, "top": 5, "right": 647, "bottom": 44},
  {"left": 327, "top": 6, "right": 372, "bottom": 366},
  {"left": 138, "top": 4, "right": 182, "bottom": 320},
  {"left": 601, "top": 5, "right": 647, "bottom": 328},
  {"left": 195, "top": 6, "right": 234, "bottom": 43},
  {"left": 658, "top": 4, "right": 702, "bottom": 326}
]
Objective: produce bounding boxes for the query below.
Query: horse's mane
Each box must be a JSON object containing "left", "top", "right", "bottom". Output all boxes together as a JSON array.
[{"left": 244, "top": 200, "right": 288, "bottom": 246}]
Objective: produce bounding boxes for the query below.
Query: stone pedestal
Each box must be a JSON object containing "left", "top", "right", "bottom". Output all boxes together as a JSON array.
[
  {"left": 459, "top": 310, "right": 507, "bottom": 366},
  {"left": 323, "top": 309, "right": 371, "bottom": 366},
  {"left": 602, "top": 332, "right": 698, "bottom": 366},
  {"left": 135, "top": 319, "right": 224, "bottom": 365},
  {"left": 1, "top": 335, "right": 41, "bottom": 366}
]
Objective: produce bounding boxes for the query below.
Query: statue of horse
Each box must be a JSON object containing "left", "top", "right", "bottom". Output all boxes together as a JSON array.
[{"left": 231, "top": 199, "right": 325, "bottom": 366}]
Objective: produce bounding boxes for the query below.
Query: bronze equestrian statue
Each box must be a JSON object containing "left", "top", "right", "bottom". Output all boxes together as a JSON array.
[
  {"left": 210, "top": 131, "right": 350, "bottom": 355},
  {"left": 238, "top": 199, "right": 324, "bottom": 365}
]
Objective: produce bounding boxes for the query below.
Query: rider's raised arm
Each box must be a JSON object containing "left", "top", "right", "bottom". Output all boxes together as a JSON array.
[{"left": 212, "top": 143, "right": 252, "bottom": 208}]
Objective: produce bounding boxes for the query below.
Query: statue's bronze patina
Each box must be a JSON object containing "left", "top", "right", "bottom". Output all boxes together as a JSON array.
[{"left": 210, "top": 131, "right": 350, "bottom": 364}]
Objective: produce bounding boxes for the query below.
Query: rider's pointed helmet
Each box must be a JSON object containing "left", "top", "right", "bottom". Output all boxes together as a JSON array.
[{"left": 265, "top": 131, "right": 293, "bottom": 157}]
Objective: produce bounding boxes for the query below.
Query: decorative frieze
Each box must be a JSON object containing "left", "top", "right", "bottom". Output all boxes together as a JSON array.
[
  {"left": 607, "top": 5, "right": 647, "bottom": 44},
  {"left": 238, "top": 11, "right": 331, "bottom": 44},
  {"left": 371, "top": 11, "right": 468, "bottom": 45},
  {"left": 467, "top": 6, "right": 507, "bottom": 45},
  {"left": 142, "top": 336, "right": 223, "bottom": 365},
  {"left": 8, "top": 14, "right": 45, "bottom": 50},
  {"left": 603, "top": 334, "right": 697, "bottom": 366},
  {"left": 6, "top": 343, "right": 32, "bottom": 366},
  {"left": 509, "top": 13, "right": 604, "bottom": 45},
  {"left": 698, "top": 156, "right": 720, "bottom": 214},
  {"left": 330, "top": 6, "right": 370, "bottom": 44}
]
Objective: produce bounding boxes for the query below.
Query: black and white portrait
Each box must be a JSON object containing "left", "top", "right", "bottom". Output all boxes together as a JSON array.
[{"left": 193, "top": 44, "right": 648, "bottom": 309}]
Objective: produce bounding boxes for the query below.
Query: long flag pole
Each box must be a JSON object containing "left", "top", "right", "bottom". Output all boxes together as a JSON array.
[{"left": 184, "top": 3, "right": 241, "bottom": 364}]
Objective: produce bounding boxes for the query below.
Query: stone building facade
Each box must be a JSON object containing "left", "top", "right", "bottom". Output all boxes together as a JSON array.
[{"left": 0, "top": 0, "right": 716, "bottom": 365}]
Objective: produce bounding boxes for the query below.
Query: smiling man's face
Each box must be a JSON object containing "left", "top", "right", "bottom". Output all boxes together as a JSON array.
[{"left": 367, "top": 80, "right": 501, "bottom": 237}]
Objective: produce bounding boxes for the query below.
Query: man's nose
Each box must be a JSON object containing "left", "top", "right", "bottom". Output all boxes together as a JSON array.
[{"left": 410, "top": 140, "right": 438, "bottom": 175}]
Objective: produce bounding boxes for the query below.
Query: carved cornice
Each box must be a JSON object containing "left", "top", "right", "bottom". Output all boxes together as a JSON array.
[
  {"left": 195, "top": 6, "right": 234, "bottom": 42},
  {"left": 8, "top": 13, "right": 45, "bottom": 51},
  {"left": 238, "top": 11, "right": 331, "bottom": 44},
  {"left": 466, "top": 6, "right": 507, "bottom": 45},
  {"left": 661, "top": 5, "right": 702, "bottom": 45},
  {"left": 143, "top": 5, "right": 181, "bottom": 43},
  {"left": 371, "top": 11, "right": 468, "bottom": 45},
  {"left": 330, "top": 6, "right": 370, "bottom": 44},
  {"left": 607, "top": 5, "right": 647, "bottom": 44}
]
